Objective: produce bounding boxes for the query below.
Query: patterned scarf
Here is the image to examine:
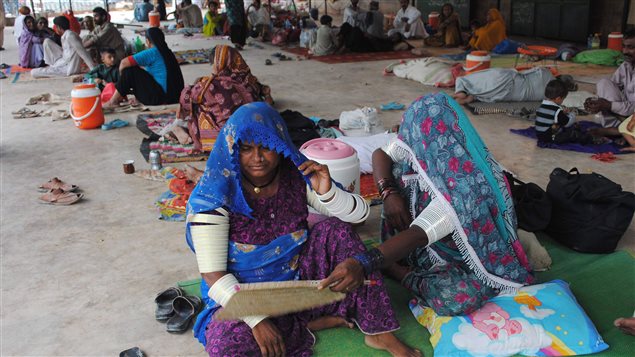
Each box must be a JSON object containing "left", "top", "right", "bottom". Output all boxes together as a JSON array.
[{"left": 393, "top": 93, "right": 533, "bottom": 292}]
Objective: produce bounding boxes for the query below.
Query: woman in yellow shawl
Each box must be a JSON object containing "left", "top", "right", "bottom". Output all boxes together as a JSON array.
[{"left": 467, "top": 8, "right": 506, "bottom": 51}]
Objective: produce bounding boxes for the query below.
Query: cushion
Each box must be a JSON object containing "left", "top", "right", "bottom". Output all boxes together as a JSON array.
[{"left": 409, "top": 280, "right": 608, "bottom": 357}]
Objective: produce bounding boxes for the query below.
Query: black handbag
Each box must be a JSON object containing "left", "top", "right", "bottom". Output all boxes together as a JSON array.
[
  {"left": 546, "top": 168, "right": 635, "bottom": 253},
  {"left": 504, "top": 172, "right": 552, "bottom": 232}
]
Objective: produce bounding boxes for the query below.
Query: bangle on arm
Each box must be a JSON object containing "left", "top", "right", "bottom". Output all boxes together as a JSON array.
[
  {"left": 352, "top": 248, "right": 385, "bottom": 276},
  {"left": 207, "top": 270, "right": 268, "bottom": 329},
  {"left": 410, "top": 198, "right": 454, "bottom": 246}
]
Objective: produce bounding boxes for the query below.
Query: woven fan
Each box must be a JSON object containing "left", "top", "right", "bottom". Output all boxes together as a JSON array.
[{"left": 214, "top": 280, "right": 346, "bottom": 320}]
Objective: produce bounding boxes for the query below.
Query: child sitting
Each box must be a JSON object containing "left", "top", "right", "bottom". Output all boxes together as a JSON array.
[
  {"left": 309, "top": 15, "right": 338, "bottom": 56},
  {"left": 84, "top": 48, "right": 119, "bottom": 90},
  {"left": 535, "top": 79, "right": 591, "bottom": 144}
]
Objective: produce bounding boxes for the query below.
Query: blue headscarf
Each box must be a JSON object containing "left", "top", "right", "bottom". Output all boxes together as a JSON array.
[{"left": 186, "top": 102, "right": 311, "bottom": 225}]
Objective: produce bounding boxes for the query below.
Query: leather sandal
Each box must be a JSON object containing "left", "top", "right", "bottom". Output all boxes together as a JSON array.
[
  {"left": 38, "top": 177, "right": 78, "bottom": 192},
  {"left": 155, "top": 287, "right": 183, "bottom": 322},
  {"left": 38, "top": 189, "right": 83, "bottom": 205},
  {"left": 166, "top": 296, "right": 201, "bottom": 333}
]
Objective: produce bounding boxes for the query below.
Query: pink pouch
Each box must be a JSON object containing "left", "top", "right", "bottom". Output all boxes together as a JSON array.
[{"left": 101, "top": 82, "right": 116, "bottom": 103}]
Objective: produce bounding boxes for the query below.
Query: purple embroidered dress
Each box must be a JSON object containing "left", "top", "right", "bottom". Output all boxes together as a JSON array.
[{"left": 204, "top": 163, "right": 399, "bottom": 356}]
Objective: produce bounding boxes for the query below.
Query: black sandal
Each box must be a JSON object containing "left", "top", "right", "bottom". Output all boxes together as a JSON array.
[
  {"left": 166, "top": 296, "right": 201, "bottom": 333},
  {"left": 155, "top": 287, "right": 183, "bottom": 322}
]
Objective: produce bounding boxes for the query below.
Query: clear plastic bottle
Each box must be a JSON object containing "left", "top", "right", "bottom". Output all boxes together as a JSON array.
[{"left": 587, "top": 34, "right": 593, "bottom": 49}]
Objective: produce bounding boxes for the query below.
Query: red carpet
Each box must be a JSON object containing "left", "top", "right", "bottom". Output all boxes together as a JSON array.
[{"left": 283, "top": 47, "right": 420, "bottom": 64}]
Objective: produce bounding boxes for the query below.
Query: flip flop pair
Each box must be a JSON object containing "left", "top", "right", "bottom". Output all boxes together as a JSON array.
[
  {"left": 38, "top": 178, "right": 83, "bottom": 206},
  {"left": 101, "top": 119, "right": 129, "bottom": 131}
]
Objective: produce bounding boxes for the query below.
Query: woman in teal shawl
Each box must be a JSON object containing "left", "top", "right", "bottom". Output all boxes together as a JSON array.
[{"left": 322, "top": 93, "right": 534, "bottom": 316}]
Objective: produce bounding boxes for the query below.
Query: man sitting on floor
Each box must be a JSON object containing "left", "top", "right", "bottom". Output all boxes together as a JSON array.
[
  {"left": 32, "top": 16, "right": 96, "bottom": 78},
  {"left": 585, "top": 29, "right": 635, "bottom": 127},
  {"left": 83, "top": 7, "right": 126, "bottom": 63},
  {"left": 134, "top": 0, "right": 154, "bottom": 22},
  {"left": 343, "top": 0, "right": 366, "bottom": 30},
  {"left": 175, "top": 0, "right": 204, "bottom": 29},
  {"left": 246, "top": 0, "right": 270, "bottom": 41},
  {"left": 366, "top": 1, "right": 385, "bottom": 39},
  {"left": 388, "top": 0, "right": 428, "bottom": 39}
]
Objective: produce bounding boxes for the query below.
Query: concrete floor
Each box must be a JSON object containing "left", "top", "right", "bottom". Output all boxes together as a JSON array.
[{"left": 1, "top": 22, "right": 634, "bottom": 356}]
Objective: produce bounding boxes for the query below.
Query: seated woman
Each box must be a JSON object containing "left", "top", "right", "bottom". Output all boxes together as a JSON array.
[
  {"left": 37, "top": 17, "right": 61, "bottom": 46},
  {"left": 322, "top": 93, "right": 533, "bottom": 317},
  {"left": 103, "top": 27, "right": 184, "bottom": 108},
  {"left": 453, "top": 67, "right": 555, "bottom": 104},
  {"left": 338, "top": 22, "right": 405, "bottom": 53},
  {"left": 466, "top": 8, "right": 506, "bottom": 51},
  {"left": 178, "top": 45, "right": 273, "bottom": 152},
  {"left": 425, "top": 3, "right": 462, "bottom": 47},
  {"left": 186, "top": 102, "right": 421, "bottom": 357},
  {"left": 18, "top": 16, "right": 45, "bottom": 68}
]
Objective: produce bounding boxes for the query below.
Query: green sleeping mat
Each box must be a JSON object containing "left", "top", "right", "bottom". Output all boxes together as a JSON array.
[{"left": 178, "top": 236, "right": 635, "bottom": 356}]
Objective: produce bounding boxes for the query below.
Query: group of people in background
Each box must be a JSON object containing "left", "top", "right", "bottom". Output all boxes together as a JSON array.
[{"left": 8, "top": 5, "right": 184, "bottom": 109}]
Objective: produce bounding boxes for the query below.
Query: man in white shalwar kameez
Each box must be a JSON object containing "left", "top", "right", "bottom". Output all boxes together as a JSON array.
[
  {"left": 32, "top": 16, "right": 96, "bottom": 78},
  {"left": 343, "top": 0, "right": 366, "bottom": 30},
  {"left": 388, "top": 0, "right": 428, "bottom": 39}
]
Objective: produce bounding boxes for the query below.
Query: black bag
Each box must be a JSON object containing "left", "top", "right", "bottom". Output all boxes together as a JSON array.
[
  {"left": 504, "top": 172, "right": 552, "bottom": 232},
  {"left": 279, "top": 110, "right": 320, "bottom": 149},
  {"left": 546, "top": 168, "right": 635, "bottom": 253}
]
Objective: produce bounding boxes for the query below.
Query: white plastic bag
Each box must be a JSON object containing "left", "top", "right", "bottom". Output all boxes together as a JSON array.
[{"left": 339, "top": 107, "right": 383, "bottom": 136}]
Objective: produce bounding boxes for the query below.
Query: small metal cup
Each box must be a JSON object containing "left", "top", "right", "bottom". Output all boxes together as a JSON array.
[{"left": 123, "top": 160, "right": 135, "bottom": 174}]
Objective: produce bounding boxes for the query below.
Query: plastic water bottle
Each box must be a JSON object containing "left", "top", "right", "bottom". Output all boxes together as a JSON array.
[
  {"left": 134, "top": 36, "right": 144, "bottom": 53},
  {"left": 587, "top": 34, "right": 593, "bottom": 49}
]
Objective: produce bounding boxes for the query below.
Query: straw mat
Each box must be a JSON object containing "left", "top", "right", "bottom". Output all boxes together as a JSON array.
[{"left": 214, "top": 280, "right": 345, "bottom": 320}]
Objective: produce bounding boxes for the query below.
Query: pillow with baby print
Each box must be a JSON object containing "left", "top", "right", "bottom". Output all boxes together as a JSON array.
[{"left": 409, "top": 280, "right": 608, "bottom": 357}]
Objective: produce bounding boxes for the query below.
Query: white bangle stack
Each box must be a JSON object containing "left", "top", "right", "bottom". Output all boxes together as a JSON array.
[
  {"left": 208, "top": 274, "right": 240, "bottom": 306},
  {"left": 410, "top": 198, "right": 454, "bottom": 246},
  {"left": 189, "top": 212, "right": 230, "bottom": 273},
  {"left": 316, "top": 184, "right": 369, "bottom": 223},
  {"left": 208, "top": 274, "right": 268, "bottom": 329}
]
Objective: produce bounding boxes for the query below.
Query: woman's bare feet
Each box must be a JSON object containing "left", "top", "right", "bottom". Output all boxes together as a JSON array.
[
  {"left": 171, "top": 126, "right": 193, "bottom": 145},
  {"left": 307, "top": 316, "right": 354, "bottom": 331},
  {"left": 614, "top": 317, "right": 635, "bottom": 335},
  {"left": 365, "top": 333, "right": 423, "bottom": 357}
]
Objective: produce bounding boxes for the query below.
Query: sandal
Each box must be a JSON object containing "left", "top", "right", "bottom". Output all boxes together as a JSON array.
[
  {"left": 38, "top": 177, "right": 78, "bottom": 192},
  {"left": 101, "top": 119, "right": 130, "bottom": 131},
  {"left": 166, "top": 296, "right": 201, "bottom": 333},
  {"left": 155, "top": 287, "right": 183, "bottom": 322},
  {"left": 38, "top": 188, "right": 83, "bottom": 205}
]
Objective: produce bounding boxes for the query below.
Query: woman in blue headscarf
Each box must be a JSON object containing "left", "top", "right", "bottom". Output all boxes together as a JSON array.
[
  {"left": 322, "top": 93, "right": 534, "bottom": 317},
  {"left": 186, "top": 102, "right": 420, "bottom": 356}
]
